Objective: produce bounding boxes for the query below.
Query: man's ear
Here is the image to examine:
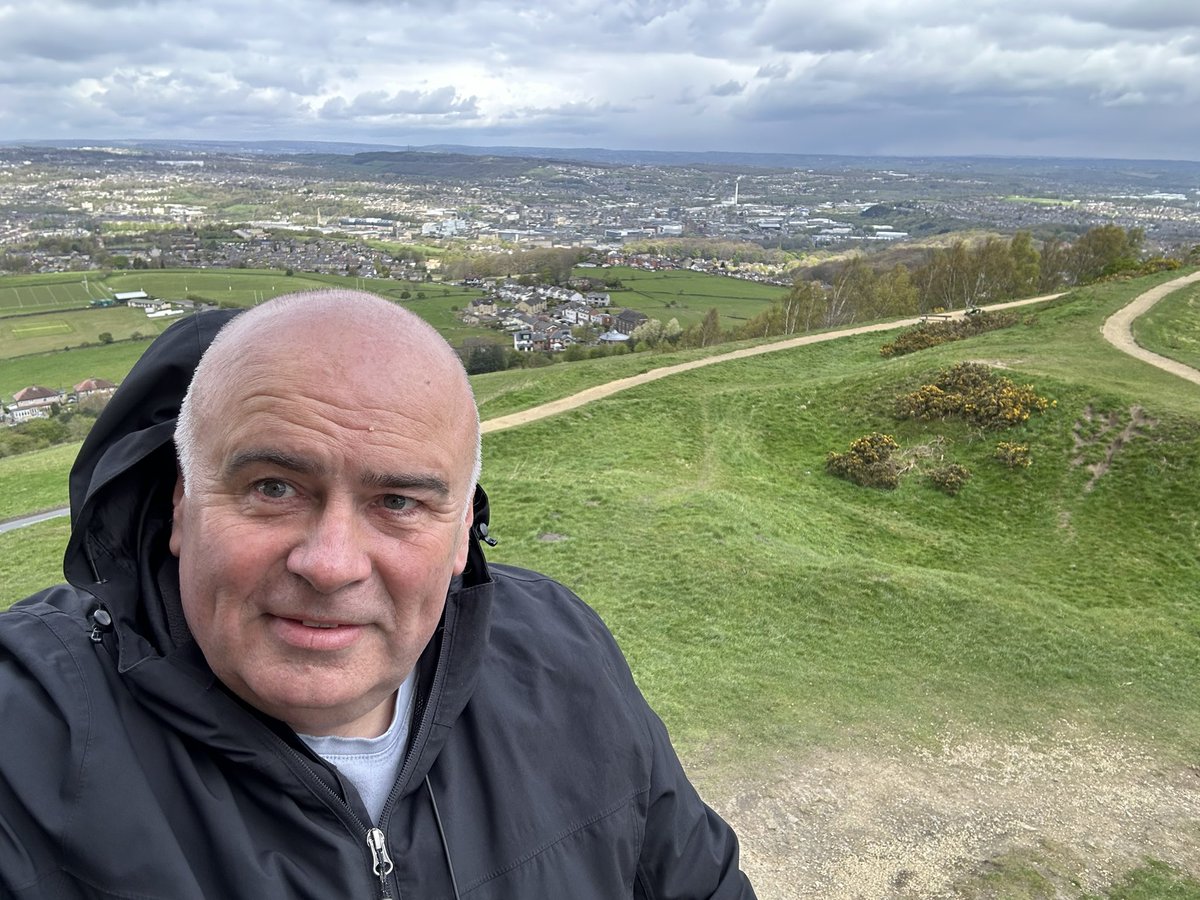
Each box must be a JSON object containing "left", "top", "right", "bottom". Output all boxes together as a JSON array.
[
  {"left": 168, "top": 470, "right": 186, "bottom": 558},
  {"left": 452, "top": 497, "right": 474, "bottom": 576}
]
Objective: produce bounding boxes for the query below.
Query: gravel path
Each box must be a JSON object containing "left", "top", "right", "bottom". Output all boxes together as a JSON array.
[{"left": 706, "top": 729, "right": 1200, "bottom": 898}]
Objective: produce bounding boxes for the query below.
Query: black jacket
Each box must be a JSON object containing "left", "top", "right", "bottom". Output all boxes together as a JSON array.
[{"left": 0, "top": 311, "right": 755, "bottom": 899}]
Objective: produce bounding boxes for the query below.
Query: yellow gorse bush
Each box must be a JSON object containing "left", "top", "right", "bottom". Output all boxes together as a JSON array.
[{"left": 895, "top": 363, "right": 1053, "bottom": 430}]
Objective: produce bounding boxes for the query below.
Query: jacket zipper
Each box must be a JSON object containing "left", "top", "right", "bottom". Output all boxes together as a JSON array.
[
  {"left": 367, "top": 827, "right": 396, "bottom": 900},
  {"left": 277, "top": 738, "right": 398, "bottom": 899}
]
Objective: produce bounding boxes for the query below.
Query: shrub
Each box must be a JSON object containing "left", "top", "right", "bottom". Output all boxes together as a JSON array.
[
  {"left": 880, "top": 312, "right": 1018, "bottom": 357},
  {"left": 826, "top": 432, "right": 901, "bottom": 490},
  {"left": 895, "top": 362, "right": 1052, "bottom": 429},
  {"left": 994, "top": 441, "right": 1032, "bottom": 468},
  {"left": 928, "top": 463, "right": 971, "bottom": 496}
]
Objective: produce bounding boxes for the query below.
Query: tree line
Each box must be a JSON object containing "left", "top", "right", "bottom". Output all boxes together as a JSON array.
[{"left": 735, "top": 225, "right": 1163, "bottom": 340}]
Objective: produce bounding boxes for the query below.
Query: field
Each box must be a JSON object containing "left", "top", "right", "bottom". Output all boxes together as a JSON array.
[
  {"left": 594, "top": 265, "right": 788, "bottom": 327},
  {"left": 0, "top": 273, "right": 100, "bottom": 313},
  {"left": 2, "top": 271, "right": 1199, "bottom": 896},
  {"left": 0, "top": 266, "right": 796, "bottom": 401},
  {"left": 0, "top": 442, "right": 77, "bottom": 521}
]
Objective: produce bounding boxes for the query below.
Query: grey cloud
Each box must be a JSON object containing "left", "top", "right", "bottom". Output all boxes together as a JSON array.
[
  {"left": 710, "top": 80, "right": 745, "bottom": 97},
  {"left": 1057, "top": 1, "right": 1200, "bottom": 32},
  {"left": 755, "top": 61, "right": 790, "bottom": 79},
  {"left": 516, "top": 100, "right": 636, "bottom": 119},
  {"left": 319, "top": 87, "right": 479, "bottom": 120},
  {"left": 753, "top": 3, "right": 892, "bottom": 53}
]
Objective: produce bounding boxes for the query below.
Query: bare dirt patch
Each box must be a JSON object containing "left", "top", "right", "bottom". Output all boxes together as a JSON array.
[
  {"left": 700, "top": 728, "right": 1200, "bottom": 898},
  {"left": 1070, "top": 405, "right": 1157, "bottom": 493}
]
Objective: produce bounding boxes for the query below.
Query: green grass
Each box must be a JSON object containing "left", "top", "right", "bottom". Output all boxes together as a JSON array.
[
  {"left": 473, "top": 271, "right": 1200, "bottom": 760},
  {"left": 0, "top": 273, "right": 97, "bottom": 313},
  {"left": 0, "top": 517, "right": 70, "bottom": 604},
  {"left": 1132, "top": 280, "right": 1200, "bottom": 372},
  {"left": 0, "top": 442, "right": 76, "bottom": 521},
  {"left": 1099, "top": 860, "right": 1200, "bottom": 899},
  {"left": 0, "top": 307, "right": 180, "bottom": 360},
  {"left": 589, "top": 266, "right": 787, "bottom": 327},
  {"left": 0, "top": 340, "right": 153, "bottom": 401}
]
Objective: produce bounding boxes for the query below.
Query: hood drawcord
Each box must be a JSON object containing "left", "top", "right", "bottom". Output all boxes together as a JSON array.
[
  {"left": 425, "top": 774, "right": 461, "bottom": 900},
  {"left": 84, "top": 535, "right": 107, "bottom": 585}
]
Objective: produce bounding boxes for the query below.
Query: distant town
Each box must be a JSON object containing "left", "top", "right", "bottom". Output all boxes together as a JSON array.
[
  {"left": 4, "top": 144, "right": 1200, "bottom": 281},
  {"left": 3, "top": 142, "right": 1199, "bottom": 425}
]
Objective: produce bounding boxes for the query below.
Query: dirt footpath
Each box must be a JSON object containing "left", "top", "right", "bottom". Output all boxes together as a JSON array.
[
  {"left": 482, "top": 293, "right": 1062, "bottom": 434},
  {"left": 701, "top": 730, "right": 1200, "bottom": 898},
  {"left": 1101, "top": 270, "right": 1200, "bottom": 386}
]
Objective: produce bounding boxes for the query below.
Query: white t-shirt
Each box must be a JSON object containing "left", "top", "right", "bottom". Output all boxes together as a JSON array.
[{"left": 298, "top": 671, "right": 416, "bottom": 825}]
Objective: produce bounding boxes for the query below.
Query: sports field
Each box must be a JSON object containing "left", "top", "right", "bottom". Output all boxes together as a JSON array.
[{"left": 0, "top": 275, "right": 103, "bottom": 313}]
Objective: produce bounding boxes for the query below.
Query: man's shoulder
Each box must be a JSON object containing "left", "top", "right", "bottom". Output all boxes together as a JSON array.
[
  {"left": 1, "top": 585, "right": 99, "bottom": 702},
  {"left": 1, "top": 584, "right": 94, "bottom": 645},
  {"left": 487, "top": 562, "right": 611, "bottom": 635},
  {"left": 482, "top": 562, "right": 640, "bottom": 694}
]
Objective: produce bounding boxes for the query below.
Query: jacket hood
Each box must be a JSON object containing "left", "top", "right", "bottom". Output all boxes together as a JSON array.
[
  {"left": 63, "top": 304, "right": 494, "bottom": 672},
  {"left": 65, "top": 309, "right": 241, "bottom": 643}
]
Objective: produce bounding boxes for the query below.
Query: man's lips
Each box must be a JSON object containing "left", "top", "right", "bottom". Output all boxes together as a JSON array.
[{"left": 269, "top": 615, "right": 366, "bottom": 651}]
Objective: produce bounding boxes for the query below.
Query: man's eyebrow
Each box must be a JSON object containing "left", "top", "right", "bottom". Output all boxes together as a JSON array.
[
  {"left": 225, "top": 449, "right": 325, "bottom": 478},
  {"left": 223, "top": 450, "right": 451, "bottom": 498},
  {"left": 361, "top": 471, "right": 451, "bottom": 498}
]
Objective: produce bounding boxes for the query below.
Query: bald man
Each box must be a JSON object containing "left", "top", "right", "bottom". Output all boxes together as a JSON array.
[{"left": 0, "top": 290, "right": 755, "bottom": 899}]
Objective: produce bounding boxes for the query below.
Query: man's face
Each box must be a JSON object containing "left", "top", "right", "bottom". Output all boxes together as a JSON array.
[{"left": 169, "top": 338, "right": 475, "bottom": 738}]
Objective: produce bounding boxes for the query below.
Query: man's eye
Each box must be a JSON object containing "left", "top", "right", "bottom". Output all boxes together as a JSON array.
[
  {"left": 381, "top": 494, "right": 415, "bottom": 512},
  {"left": 255, "top": 479, "right": 293, "bottom": 500}
]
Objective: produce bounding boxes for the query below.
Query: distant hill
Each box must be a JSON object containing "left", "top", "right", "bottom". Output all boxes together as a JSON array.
[{"left": 10, "top": 138, "right": 1200, "bottom": 184}]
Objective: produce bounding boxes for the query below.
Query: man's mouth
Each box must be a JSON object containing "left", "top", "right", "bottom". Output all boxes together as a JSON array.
[{"left": 302, "top": 621, "right": 340, "bottom": 629}]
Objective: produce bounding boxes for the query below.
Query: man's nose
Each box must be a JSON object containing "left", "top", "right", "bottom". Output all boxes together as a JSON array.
[{"left": 286, "top": 502, "right": 372, "bottom": 593}]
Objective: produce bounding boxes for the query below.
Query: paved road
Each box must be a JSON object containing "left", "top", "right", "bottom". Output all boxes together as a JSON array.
[{"left": 0, "top": 506, "right": 69, "bottom": 534}]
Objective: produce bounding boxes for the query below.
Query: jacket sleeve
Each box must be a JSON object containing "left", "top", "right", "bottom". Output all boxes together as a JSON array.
[{"left": 633, "top": 705, "right": 757, "bottom": 900}]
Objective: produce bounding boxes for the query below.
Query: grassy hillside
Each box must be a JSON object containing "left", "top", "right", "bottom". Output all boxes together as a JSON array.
[
  {"left": 3, "top": 274, "right": 1198, "bottom": 755},
  {"left": 2, "top": 271, "right": 1198, "bottom": 895},
  {"left": 476, "top": 271, "right": 1200, "bottom": 757}
]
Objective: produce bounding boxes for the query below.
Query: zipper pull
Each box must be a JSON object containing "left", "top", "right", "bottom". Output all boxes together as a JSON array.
[{"left": 366, "top": 827, "right": 395, "bottom": 899}]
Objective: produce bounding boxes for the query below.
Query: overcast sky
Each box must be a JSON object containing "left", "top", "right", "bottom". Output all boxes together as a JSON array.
[{"left": 2, "top": 0, "right": 1198, "bottom": 161}]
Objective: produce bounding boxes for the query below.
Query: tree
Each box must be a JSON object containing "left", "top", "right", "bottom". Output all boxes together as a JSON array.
[
  {"left": 827, "top": 255, "right": 876, "bottom": 325},
  {"left": 874, "top": 265, "right": 919, "bottom": 318},
  {"left": 98, "top": 332, "right": 114, "bottom": 344},
  {"left": 973, "top": 237, "right": 1016, "bottom": 305},
  {"left": 697, "top": 307, "right": 721, "bottom": 347},
  {"left": 1009, "top": 231, "right": 1040, "bottom": 297},
  {"left": 464, "top": 343, "right": 508, "bottom": 375},
  {"left": 1038, "top": 238, "right": 1070, "bottom": 292},
  {"left": 1067, "top": 225, "right": 1144, "bottom": 284},
  {"left": 630, "top": 318, "right": 667, "bottom": 350}
]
